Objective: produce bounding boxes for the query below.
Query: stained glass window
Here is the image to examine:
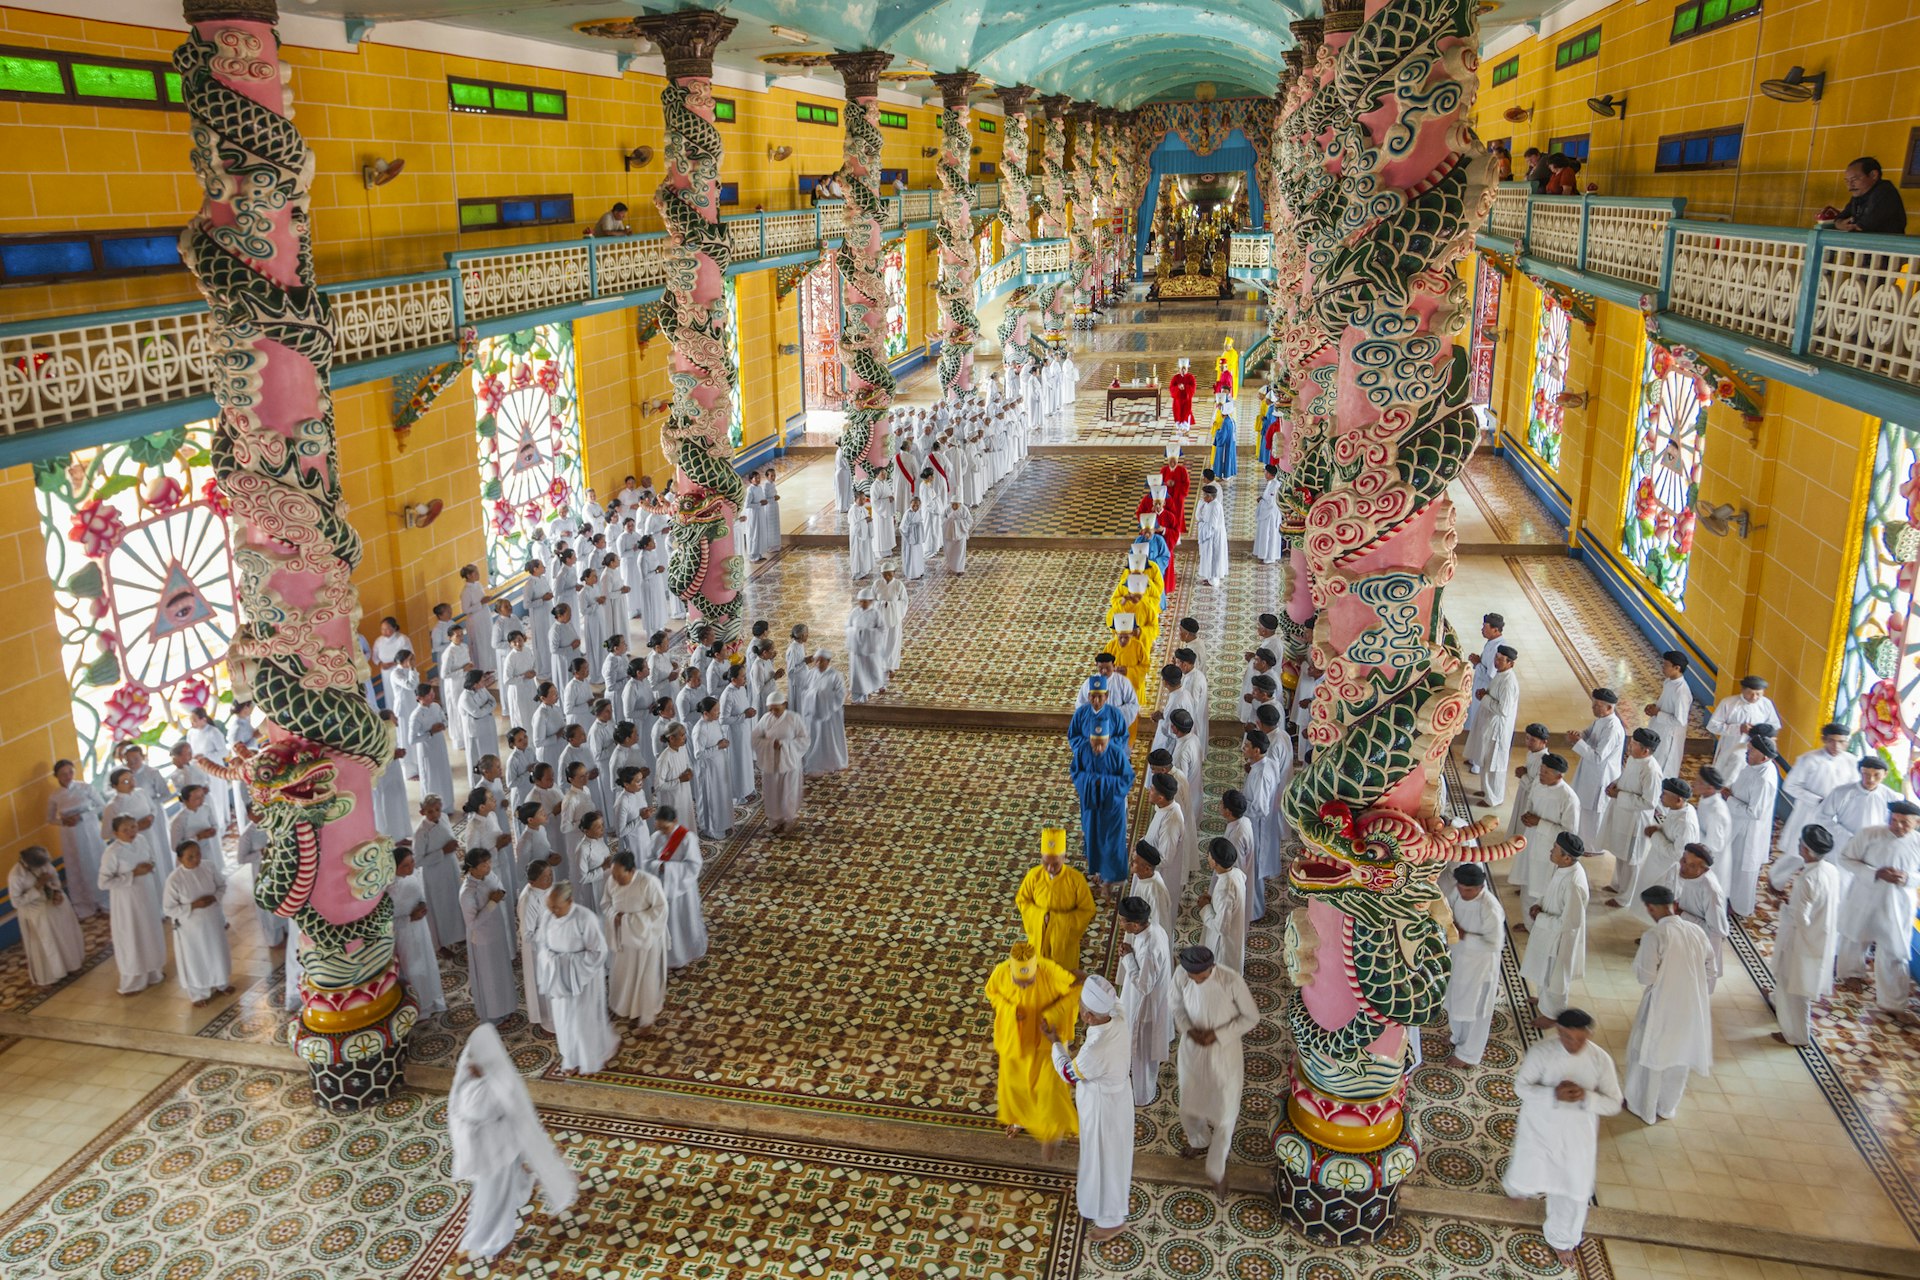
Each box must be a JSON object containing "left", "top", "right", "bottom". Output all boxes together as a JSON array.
[
  {"left": 725, "top": 278, "right": 744, "bottom": 450},
  {"left": 1525, "top": 295, "right": 1569, "bottom": 468},
  {"left": 1468, "top": 263, "right": 1504, "bottom": 406},
  {"left": 1835, "top": 419, "right": 1920, "bottom": 789},
  {"left": 883, "top": 243, "right": 909, "bottom": 360},
  {"left": 473, "top": 321, "right": 586, "bottom": 581},
  {"left": 34, "top": 420, "right": 239, "bottom": 782},
  {"left": 978, "top": 228, "right": 994, "bottom": 273},
  {"left": 1622, "top": 343, "right": 1710, "bottom": 607}
]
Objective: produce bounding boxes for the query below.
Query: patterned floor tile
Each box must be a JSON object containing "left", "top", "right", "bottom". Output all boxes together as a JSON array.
[
  {"left": 0, "top": 914, "right": 114, "bottom": 1016},
  {"left": 1461, "top": 455, "right": 1567, "bottom": 547}
]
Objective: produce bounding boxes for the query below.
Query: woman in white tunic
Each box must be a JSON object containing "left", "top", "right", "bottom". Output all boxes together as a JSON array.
[
  {"left": 689, "top": 700, "right": 734, "bottom": 840},
  {"left": 804, "top": 652, "right": 849, "bottom": 774},
  {"left": 846, "top": 592, "right": 888, "bottom": 702},
  {"left": 441, "top": 625, "right": 474, "bottom": 757},
  {"left": 448, "top": 1023, "right": 576, "bottom": 1264},
  {"left": 413, "top": 796, "right": 467, "bottom": 952},
  {"left": 1046, "top": 975, "right": 1133, "bottom": 1240},
  {"left": 751, "top": 693, "right": 811, "bottom": 834},
  {"left": 1502, "top": 1009, "right": 1622, "bottom": 1264},
  {"left": 1251, "top": 463, "right": 1283, "bottom": 563},
  {"left": 516, "top": 853, "right": 556, "bottom": 1034},
  {"left": 388, "top": 847, "right": 446, "bottom": 1016},
  {"left": 848, "top": 502, "right": 876, "bottom": 579},
  {"left": 102, "top": 768, "right": 171, "bottom": 881},
  {"left": 538, "top": 882, "right": 618, "bottom": 1075},
  {"left": 574, "top": 812, "right": 614, "bottom": 918},
  {"left": 647, "top": 808, "right": 708, "bottom": 968},
  {"left": 98, "top": 816, "right": 167, "bottom": 994},
  {"left": 761, "top": 469, "right": 783, "bottom": 554},
  {"left": 898, "top": 499, "right": 929, "bottom": 581},
  {"left": 716, "top": 672, "right": 756, "bottom": 801},
  {"left": 46, "top": 760, "right": 105, "bottom": 918},
  {"left": 409, "top": 686, "right": 455, "bottom": 809},
  {"left": 460, "top": 849, "right": 518, "bottom": 1024},
  {"left": 500, "top": 632, "right": 539, "bottom": 736},
  {"left": 459, "top": 565, "right": 492, "bottom": 673},
  {"left": 459, "top": 671, "right": 502, "bottom": 771},
  {"left": 653, "top": 725, "right": 697, "bottom": 830},
  {"left": 605, "top": 850, "right": 669, "bottom": 1027},
  {"left": 162, "top": 840, "right": 232, "bottom": 1005},
  {"left": 9, "top": 846, "right": 85, "bottom": 986}
]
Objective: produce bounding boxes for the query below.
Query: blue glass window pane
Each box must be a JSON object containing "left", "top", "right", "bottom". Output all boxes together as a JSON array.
[
  {"left": 1, "top": 239, "right": 93, "bottom": 278},
  {"left": 1682, "top": 136, "right": 1710, "bottom": 164},
  {"left": 1657, "top": 140, "right": 1683, "bottom": 167},
  {"left": 1710, "top": 131, "right": 1741, "bottom": 163},
  {"left": 99, "top": 234, "right": 181, "bottom": 270},
  {"left": 536, "top": 198, "right": 570, "bottom": 221},
  {"left": 500, "top": 200, "right": 537, "bottom": 224}
]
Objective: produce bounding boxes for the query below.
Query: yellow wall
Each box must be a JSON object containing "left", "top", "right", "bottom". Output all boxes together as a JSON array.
[
  {"left": 1476, "top": 0, "right": 1919, "bottom": 226},
  {"left": 0, "top": 465, "right": 67, "bottom": 857}
]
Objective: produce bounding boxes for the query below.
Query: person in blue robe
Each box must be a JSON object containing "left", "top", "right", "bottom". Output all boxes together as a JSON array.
[
  {"left": 1257, "top": 393, "right": 1281, "bottom": 468},
  {"left": 1212, "top": 404, "right": 1239, "bottom": 480},
  {"left": 1131, "top": 523, "right": 1169, "bottom": 578},
  {"left": 1071, "top": 727, "right": 1135, "bottom": 887},
  {"left": 1069, "top": 677, "right": 1128, "bottom": 752}
]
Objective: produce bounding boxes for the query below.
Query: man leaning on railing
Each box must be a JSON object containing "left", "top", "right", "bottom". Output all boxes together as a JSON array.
[{"left": 1822, "top": 157, "right": 1908, "bottom": 235}]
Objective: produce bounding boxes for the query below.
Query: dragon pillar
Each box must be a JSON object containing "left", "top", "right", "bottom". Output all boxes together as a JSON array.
[
  {"left": 992, "top": 85, "right": 1036, "bottom": 372},
  {"left": 1068, "top": 102, "right": 1099, "bottom": 329},
  {"left": 1271, "top": 0, "right": 1504, "bottom": 1242},
  {"left": 932, "top": 71, "right": 982, "bottom": 401},
  {"left": 174, "top": 0, "right": 412, "bottom": 1111},
  {"left": 1034, "top": 94, "right": 1072, "bottom": 344},
  {"left": 827, "top": 50, "right": 899, "bottom": 496}
]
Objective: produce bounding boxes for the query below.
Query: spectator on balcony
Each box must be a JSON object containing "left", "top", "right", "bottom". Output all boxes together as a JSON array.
[
  {"left": 1832, "top": 158, "right": 1908, "bottom": 235},
  {"left": 1491, "top": 143, "right": 1513, "bottom": 182},
  {"left": 1545, "top": 154, "right": 1582, "bottom": 196},
  {"left": 588, "top": 203, "right": 631, "bottom": 237},
  {"left": 1523, "top": 147, "right": 1550, "bottom": 194}
]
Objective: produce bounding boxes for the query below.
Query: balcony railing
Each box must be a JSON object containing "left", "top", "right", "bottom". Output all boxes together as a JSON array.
[
  {"left": 0, "top": 183, "right": 997, "bottom": 445},
  {"left": 973, "top": 238, "right": 1072, "bottom": 308},
  {"left": 1230, "top": 233, "right": 1272, "bottom": 270}
]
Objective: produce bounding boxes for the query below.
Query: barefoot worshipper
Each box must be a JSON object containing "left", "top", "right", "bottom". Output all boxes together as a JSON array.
[
  {"left": 449, "top": 1023, "right": 577, "bottom": 1264},
  {"left": 1171, "top": 945, "right": 1258, "bottom": 1194},
  {"left": 1502, "top": 1008, "right": 1623, "bottom": 1266},
  {"left": 1046, "top": 974, "right": 1134, "bottom": 1242},
  {"left": 986, "top": 941, "right": 1083, "bottom": 1158},
  {"left": 1624, "top": 885, "right": 1715, "bottom": 1125}
]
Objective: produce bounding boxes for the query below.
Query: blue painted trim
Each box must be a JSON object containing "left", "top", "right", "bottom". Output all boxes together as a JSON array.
[
  {"left": 0, "top": 397, "right": 218, "bottom": 469},
  {"left": 1521, "top": 257, "right": 1646, "bottom": 313},
  {"left": 1653, "top": 313, "right": 1920, "bottom": 427},
  {"left": 889, "top": 347, "right": 931, "bottom": 379},
  {"left": 732, "top": 434, "right": 780, "bottom": 472},
  {"left": 334, "top": 344, "right": 462, "bottom": 389},
  {"left": 1573, "top": 528, "right": 1720, "bottom": 701},
  {"left": 783, "top": 413, "right": 808, "bottom": 443}
]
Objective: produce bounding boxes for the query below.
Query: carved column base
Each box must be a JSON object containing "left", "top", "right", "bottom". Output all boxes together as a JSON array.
[
  {"left": 289, "top": 978, "right": 418, "bottom": 1112},
  {"left": 1271, "top": 1108, "right": 1418, "bottom": 1246}
]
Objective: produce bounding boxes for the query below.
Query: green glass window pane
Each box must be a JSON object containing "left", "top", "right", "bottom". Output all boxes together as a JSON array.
[
  {"left": 450, "top": 80, "right": 491, "bottom": 109},
  {"left": 72, "top": 62, "right": 157, "bottom": 101},
  {"left": 531, "top": 91, "right": 564, "bottom": 115},
  {"left": 1674, "top": 7, "right": 1699, "bottom": 35},
  {"left": 164, "top": 70, "right": 182, "bottom": 102},
  {"left": 1556, "top": 45, "right": 1570, "bottom": 66},
  {"left": 1584, "top": 30, "right": 1600, "bottom": 55},
  {"left": 1702, "top": 0, "right": 1728, "bottom": 22},
  {"left": 0, "top": 53, "right": 64, "bottom": 96},
  {"left": 460, "top": 203, "right": 497, "bottom": 227},
  {"left": 713, "top": 99, "right": 735, "bottom": 121},
  {"left": 980, "top": 118, "right": 996, "bottom": 132},
  {"left": 492, "top": 87, "right": 528, "bottom": 112},
  {"left": 1731, "top": 0, "right": 1759, "bottom": 12}
]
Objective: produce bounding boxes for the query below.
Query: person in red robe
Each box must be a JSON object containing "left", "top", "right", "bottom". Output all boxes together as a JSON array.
[
  {"left": 1214, "top": 355, "right": 1235, "bottom": 398},
  {"left": 1159, "top": 444, "right": 1191, "bottom": 541},
  {"left": 1170, "top": 358, "right": 1196, "bottom": 428}
]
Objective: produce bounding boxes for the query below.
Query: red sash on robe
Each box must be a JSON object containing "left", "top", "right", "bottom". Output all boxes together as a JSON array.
[
  {"left": 895, "top": 455, "right": 916, "bottom": 492},
  {"left": 1170, "top": 372, "right": 1197, "bottom": 425},
  {"left": 930, "top": 456, "right": 949, "bottom": 484},
  {"left": 661, "top": 826, "right": 690, "bottom": 860}
]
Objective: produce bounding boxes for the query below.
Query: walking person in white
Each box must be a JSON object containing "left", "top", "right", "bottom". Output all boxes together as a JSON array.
[
  {"left": 1511, "top": 754, "right": 1579, "bottom": 919},
  {"left": 1835, "top": 799, "right": 1920, "bottom": 1021},
  {"left": 1776, "top": 723, "right": 1857, "bottom": 859},
  {"left": 1116, "top": 896, "right": 1172, "bottom": 1105},
  {"left": 1502, "top": 1008, "right": 1622, "bottom": 1266},
  {"left": 1468, "top": 645, "right": 1521, "bottom": 804},
  {"left": 1197, "top": 838, "right": 1248, "bottom": 974},
  {"left": 1522, "top": 833, "right": 1590, "bottom": 1023},
  {"left": 448, "top": 1023, "right": 577, "bottom": 1265},
  {"left": 1771, "top": 825, "right": 1842, "bottom": 1046},
  {"left": 1441, "top": 863, "right": 1507, "bottom": 1068},
  {"left": 1642, "top": 651, "right": 1694, "bottom": 778},
  {"left": 846, "top": 590, "right": 888, "bottom": 701},
  {"left": 1045, "top": 975, "right": 1134, "bottom": 1241},
  {"left": 1599, "top": 729, "right": 1662, "bottom": 901},
  {"left": 1612, "top": 778, "right": 1698, "bottom": 909},
  {"left": 9, "top": 846, "right": 85, "bottom": 986},
  {"left": 1566, "top": 688, "right": 1625, "bottom": 847},
  {"left": 605, "top": 850, "right": 669, "bottom": 1028},
  {"left": 1725, "top": 734, "right": 1781, "bottom": 917},
  {"left": 751, "top": 691, "right": 811, "bottom": 835},
  {"left": 803, "top": 652, "right": 849, "bottom": 774},
  {"left": 538, "top": 880, "right": 620, "bottom": 1074},
  {"left": 98, "top": 815, "right": 167, "bottom": 994},
  {"left": 1193, "top": 484, "right": 1227, "bottom": 585},
  {"left": 460, "top": 849, "right": 518, "bottom": 1025},
  {"left": 1624, "top": 885, "right": 1714, "bottom": 1124},
  {"left": 162, "top": 839, "right": 233, "bottom": 1006},
  {"left": 1170, "top": 945, "right": 1259, "bottom": 1193}
]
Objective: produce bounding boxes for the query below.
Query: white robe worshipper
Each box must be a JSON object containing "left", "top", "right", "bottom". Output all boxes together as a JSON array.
[
  {"left": 1623, "top": 897, "right": 1715, "bottom": 1124},
  {"left": 1461, "top": 625, "right": 1505, "bottom": 744},
  {"left": 1199, "top": 843, "right": 1249, "bottom": 974},
  {"left": 448, "top": 1024, "right": 578, "bottom": 1263},
  {"left": 1598, "top": 739, "right": 1661, "bottom": 892},
  {"left": 803, "top": 655, "right": 849, "bottom": 774},
  {"left": 1520, "top": 839, "right": 1590, "bottom": 1018},
  {"left": 1469, "top": 655, "right": 1521, "bottom": 804},
  {"left": 162, "top": 851, "right": 232, "bottom": 1003},
  {"left": 538, "top": 883, "right": 620, "bottom": 1075},
  {"left": 1810, "top": 768, "right": 1893, "bottom": 848},
  {"left": 1646, "top": 668, "right": 1694, "bottom": 779},
  {"left": 517, "top": 872, "right": 555, "bottom": 1033},
  {"left": 1773, "top": 840, "right": 1843, "bottom": 1046},
  {"left": 1194, "top": 491, "right": 1228, "bottom": 584},
  {"left": 46, "top": 773, "right": 105, "bottom": 919},
  {"left": 943, "top": 503, "right": 973, "bottom": 574},
  {"left": 1170, "top": 947, "right": 1260, "bottom": 1188},
  {"left": 1619, "top": 784, "right": 1699, "bottom": 909},
  {"left": 750, "top": 693, "right": 811, "bottom": 830},
  {"left": 875, "top": 569, "right": 909, "bottom": 672},
  {"left": 1777, "top": 736, "right": 1858, "bottom": 857},
  {"left": 605, "top": 856, "right": 670, "bottom": 1026},
  {"left": 1049, "top": 976, "right": 1134, "bottom": 1239},
  {"left": 1704, "top": 682, "right": 1781, "bottom": 778},
  {"left": 1835, "top": 814, "right": 1920, "bottom": 1013},
  {"left": 1442, "top": 866, "right": 1507, "bottom": 1067},
  {"left": 1725, "top": 742, "right": 1780, "bottom": 916},
  {"left": 8, "top": 850, "right": 85, "bottom": 986},
  {"left": 1511, "top": 758, "right": 1580, "bottom": 913},
  {"left": 461, "top": 857, "right": 519, "bottom": 1024},
  {"left": 1568, "top": 696, "right": 1626, "bottom": 847},
  {"left": 1502, "top": 1019, "right": 1623, "bottom": 1259},
  {"left": 1117, "top": 901, "right": 1172, "bottom": 1105},
  {"left": 98, "top": 834, "right": 167, "bottom": 994},
  {"left": 649, "top": 818, "right": 709, "bottom": 968},
  {"left": 846, "top": 592, "right": 888, "bottom": 701},
  {"left": 388, "top": 863, "right": 446, "bottom": 1017}
]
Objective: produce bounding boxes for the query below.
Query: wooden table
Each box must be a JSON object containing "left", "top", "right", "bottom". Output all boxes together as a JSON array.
[{"left": 1105, "top": 385, "right": 1163, "bottom": 418}]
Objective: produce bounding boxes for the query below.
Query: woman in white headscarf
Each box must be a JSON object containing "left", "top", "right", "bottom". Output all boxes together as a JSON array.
[
  {"left": 1046, "top": 974, "right": 1134, "bottom": 1239},
  {"left": 537, "top": 881, "right": 619, "bottom": 1076},
  {"left": 449, "top": 1023, "right": 577, "bottom": 1263}
]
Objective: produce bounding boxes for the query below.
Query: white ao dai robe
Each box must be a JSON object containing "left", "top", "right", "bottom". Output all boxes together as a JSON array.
[
  {"left": 163, "top": 862, "right": 231, "bottom": 1001},
  {"left": 846, "top": 606, "right": 888, "bottom": 701},
  {"left": 650, "top": 826, "right": 708, "bottom": 968},
  {"left": 1705, "top": 694, "right": 1780, "bottom": 778},
  {"left": 1836, "top": 825, "right": 1920, "bottom": 1010},
  {"left": 606, "top": 871, "right": 669, "bottom": 1025},
  {"left": 1520, "top": 862, "right": 1588, "bottom": 1016},
  {"left": 1726, "top": 758, "right": 1778, "bottom": 916},
  {"left": 97, "top": 840, "right": 166, "bottom": 993},
  {"left": 47, "top": 780, "right": 105, "bottom": 918},
  {"left": 388, "top": 872, "right": 446, "bottom": 1015},
  {"left": 1052, "top": 1015, "right": 1134, "bottom": 1230},
  {"left": 413, "top": 815, "right": 466, "bottom": 948},
  {"left": 1511, "top": 780, "right": 1580, "bottom": 910},
  {"left": 1774, "top": 857, "right": 1842, "bottom": 1045},
  {"left": 752, "top": 710, "right": 811, "bottom": 824},
  {"left": 1194, "top": 499, "right": 1227, "bottom": 583},
  {"left": 1119, "top": 922, "right": 1172, "bottom": 1104},
  {"left": 1171, "top": 966, "right": 1259, "bottom": 1184},
  {"left": 804, "top": 670, "right": 849, "bottom": 774},
  {"left": 1598, "top": 755, "right": 1661, "bottom": 888},
  {"left": 1624, "top": 914, "right": 1714, "bottom": 1123},
  {"left": 1469, "top": 668, "right": 1521, "bottom": 804},
  {"left": 1569, "top": 713, "right": 1626, "bottom": 846},
  {"left": 461, "top": 872, "right": 518, "bottom": 1023},
  {"left": 1443, "top": 883, "right": 1507, "bottom": 1066},
  {"left": 1502, "top": 1039, "right": 1622, "bottom": 1251},
  {"left": 1200, "top": 867, "right": 1247, "bottom": 974},
  {"left": 8, "top": 862, "right": 84, "bottom": 985},
  {"left": 539, "top": 906, "right": 618, "bottom": 1073},
  {"left": 1778, "top": 749, "right": 1858, "bottom": 858}
]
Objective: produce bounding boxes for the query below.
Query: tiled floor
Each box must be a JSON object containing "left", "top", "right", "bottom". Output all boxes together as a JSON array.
[{"left": 3, "top": 300, "right": 1917, "bottom": 1280}]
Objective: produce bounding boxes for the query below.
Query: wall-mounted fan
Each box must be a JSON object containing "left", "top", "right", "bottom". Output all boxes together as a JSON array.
[
  {"left": 623, "top": 146, "right": 653, "bottom": 172},
  {"left": 1693, "top": 500, "right": 1757, "bottom": 539},
  {"left": 1586, "top": 93, "right": 1627, "bottom": 119},
  {"left": 362, "top": 157, "right": 405, "bottom": 189}
]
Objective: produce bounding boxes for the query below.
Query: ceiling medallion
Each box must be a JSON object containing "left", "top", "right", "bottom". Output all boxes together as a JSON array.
[{"left": 1194, "top": 82, "right": 1217, "bottom": 102}]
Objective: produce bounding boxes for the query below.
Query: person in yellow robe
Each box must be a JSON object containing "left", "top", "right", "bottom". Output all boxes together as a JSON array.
[
  {"left": 1017, "top": 828, "right": 1097, "bottom": 963},
  {"left": 985, "top": 940, "right": 1082, "bottom": 1153},
  {"left": 1108, "top": 568, "right": 1164, "bottom": 639},
  {"left": 1108, "top": 612, "right": 1154, "bottom": 702}
]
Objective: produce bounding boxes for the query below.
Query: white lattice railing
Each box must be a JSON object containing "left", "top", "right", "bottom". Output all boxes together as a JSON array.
[
  {"left": 1488, "top": 183, "right": 1530, "bottom": 242},
  {"left": 325, "top": 274, "right": 457, "bottom": 365},
  {"left": 0, "top": 308, "right": 218, "bottom": 437},
  {"left": 903, "top": 190, "right": 935, "bottom": 223},
  {"left": 1026, "top": 240, "right": 1070, "bottom": 274},
  {"left": 763, "top": 212, "right": 818, "bottom": 258},
  {"left": 1811, "top": 237, "right": 1920, "bottom": 387},
  {"left": 977, "top": 251, "right": 1020, "bottom": 303},
  {"left": 1229, "top": 234, "right": 1272, "bottom": 270},
  {"left": 1668, "top": 224, "right": 1806, "bottom": 348},
  {"left": 975, "top": 182, "right": 1002, "bottom": 210},
  {"left": 1583, "top": 200, "right": 1682, "bottom": 289},
  {"left": 458, "top": 244, "right": 591, "bottom": 322},
  {"left": 818, "top": 203, "right": 847, "bottom": 242},
  {"left": 1527, "top": 198, "right": 1582, "bottom": 269},
  {"left": 592, "top": 237, "right": 669, "bottom": 294},
  {"left": 724, "top": 217, "right": 761, "bottom": 263}
]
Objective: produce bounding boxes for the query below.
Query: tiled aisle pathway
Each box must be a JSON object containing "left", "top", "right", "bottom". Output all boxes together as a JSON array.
[{"left": 0, "top": 301, "right": 1912, "bottom": 1280}]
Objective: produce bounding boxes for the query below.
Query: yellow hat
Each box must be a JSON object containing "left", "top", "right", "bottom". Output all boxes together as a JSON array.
[
  {"left": 1009, "top": 941, "right": 1039, "bottom": 980},
  {"left": 1040, "top": 827, "right": 1066, "bottom": 856}
]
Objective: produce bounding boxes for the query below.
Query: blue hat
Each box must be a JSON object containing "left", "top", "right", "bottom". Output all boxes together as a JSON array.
[{"left": 1087, "top": 675, "right": 1109, "bottom": 692}]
